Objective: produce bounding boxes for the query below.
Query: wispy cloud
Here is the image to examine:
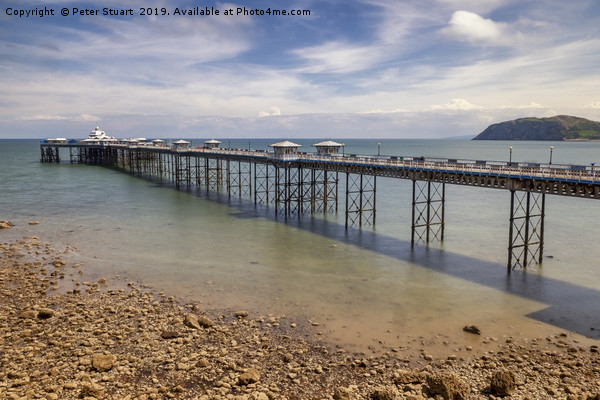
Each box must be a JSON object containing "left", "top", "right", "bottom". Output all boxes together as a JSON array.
[{"left": 1, "top": 0, "right": 599, "bottom": 139}]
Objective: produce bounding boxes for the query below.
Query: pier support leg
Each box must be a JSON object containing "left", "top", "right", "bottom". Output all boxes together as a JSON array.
[
  {"left": 275, "top": 164, "right": 300, "bottom": 217},
  {"left": 411, "top": 180, "right": 445, "bottom": 246},
  {"left": 508, "top": 191, "right": 545, "bottom": 270},
  {"left": 227, "top": 160, "right": 252, "bottom": 198},
  {"left": 309, "top": 170, "right": 339, "bottom": 214},
  {"left": 254, "top": 162, "right": 274, "bottom": 205},
  {"left": 345, "top": 172, "right": 376, "bottom": 228},
  {"left": 206, "top": 158, "right": 222, "bottom": 192}
]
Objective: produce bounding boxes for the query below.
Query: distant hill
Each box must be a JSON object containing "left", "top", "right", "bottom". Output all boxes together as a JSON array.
[{"left": 472, "top": 115, "right": 600, "bottom": 141}]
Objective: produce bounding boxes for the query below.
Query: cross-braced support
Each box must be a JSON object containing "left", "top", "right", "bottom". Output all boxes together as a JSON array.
[
  {"left": 411, "top": 180, "right": 445, "bottom": 246},
  {"left": 508, "top": 191, "right": 545, "bottom": 270},
  {"left": 311, "top": 169, "right": 338, "bottom": 214},
  {"left": 275, "top": 164, "right": 299, "bottom": 216},
  {"left": 174, "top": 154, "right": 192, "bottom": 190},
  {"left": 227, "top": 160, "right": 252, "bottom": 198},
  {"left": 254, "top": 162, "right": 275, "bottom": 205},
  {"left": 205, "top": 158, "right": 223, "bottom": 192},
  {"left": 345, "top": 173, "right": 376, "bottom": 228},
  {"left": 40, "top": 146, "right": 60, "bottom": 163}
]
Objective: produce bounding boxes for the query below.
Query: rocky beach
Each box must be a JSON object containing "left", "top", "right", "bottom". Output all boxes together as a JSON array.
[{"left": 2, "top": 222, "right": 600, "bottom": 400}]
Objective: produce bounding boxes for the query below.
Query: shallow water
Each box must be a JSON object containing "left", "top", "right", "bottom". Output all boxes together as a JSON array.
[{"left": 2, "top": 138, "right": 600, "bottom": 354}]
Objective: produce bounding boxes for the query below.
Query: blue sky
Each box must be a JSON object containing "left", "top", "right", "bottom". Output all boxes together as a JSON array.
[{"left": 1, "top": 0, "right": 599, "bottom": 139}]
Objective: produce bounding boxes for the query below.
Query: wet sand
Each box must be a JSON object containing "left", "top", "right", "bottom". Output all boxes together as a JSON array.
[{"left": 2, "top": 227, "right": 600, "bottom": 399}]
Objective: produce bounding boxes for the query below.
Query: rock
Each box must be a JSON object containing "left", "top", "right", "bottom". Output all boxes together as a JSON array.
[
  {"left": 28, "top": 221, "right": 40, "bottom": 225},
  {"left": 80, "top": 382, "right": 104, "bottom": 398},
  {"left": 238, "top": 368, "right": 261, "bottom": 385},
  {"left": 463, "top": 325, "right": 481, "bottom": 335},
  {"left": 394, "top": 370, "right": 424, "bottom": 385},
  {"left": 92, "top": 353, "right": 117, "bottom": 372},
  {"left": 490, "top": 370, "right": 516, "bottom": 396},
  {"left": 160, "top": 330, "right": 180, "bottom": 339},
  {"left": 334, "top": 387, "right": 353, "bottom": 400},
  {"left": 0, "top": 220, "right": 14, "bottom": 229},
  {"left": 235, "top": 311, "right": 249, "bottom": 318},
  {"left": 196, "top": 358, "right": 210, "bottom": 368},
  {"left": 19, "top": 310, "right": 38, "bottom": 319},
  {"left": 370, "top": 385, "right": 398, "bottom": 400},
  {"left": 183, "top": 313, "right": 202, "bottom": 330},
  {"left": 197, "top": 315, "right": 214, "bottom": 328},
  {"left": 426, "top": 372, "right": 469, "bottom": 400},
  {"left": 37, "top": 308, "right": 55, "bottom": 319},
  {"left": 184, "top": 313, "right": 214, "bottom": 329}
]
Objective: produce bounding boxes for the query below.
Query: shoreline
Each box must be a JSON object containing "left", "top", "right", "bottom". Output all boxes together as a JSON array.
[{"left": 2, "top": 230, "right": 600, "bottom": 399}]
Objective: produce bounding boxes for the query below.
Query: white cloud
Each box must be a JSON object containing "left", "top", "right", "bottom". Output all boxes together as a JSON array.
[
  {"left": 429, "top": 98, "right": 483, "bottom": 111},
  {"left": 258, "top": 106, "right": 282, "bottom": 117},
  {"left": 292, "top": 41, "right": 385, "bottom": 74},
  {"left": 18, "top": 114, "right": 69, "bottom": 121},
  {"left": 498, "top": 102, "right": 545, "bottom": 110},
  {"left": 585, "top": 102, "right": 600, "bottom": 109},
  {"left": 442, "top": 10, "right": 507, "bottom": 44},
  {"left": 361, "top": 108, "right": 409, "bottom": 114}
]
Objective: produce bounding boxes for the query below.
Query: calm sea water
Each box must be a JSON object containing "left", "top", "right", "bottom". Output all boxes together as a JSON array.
[{"left": 1, "top": 138, "right": 599, "bottom": 353}]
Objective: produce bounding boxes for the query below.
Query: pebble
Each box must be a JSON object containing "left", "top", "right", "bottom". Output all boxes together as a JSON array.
[{"left": 2, "top": 235, "right": 600, "bottom": 400}]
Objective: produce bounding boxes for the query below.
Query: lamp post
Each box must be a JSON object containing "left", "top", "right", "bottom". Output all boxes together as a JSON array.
[
  {"left": 549, "top": 146, "right": 554, "bottom": 165},
  {"left": 509, "top": 146, "right": 513, "bottom": 163},
  {"left": 378, "top": 142, "right": 381, "bottom": 156}
]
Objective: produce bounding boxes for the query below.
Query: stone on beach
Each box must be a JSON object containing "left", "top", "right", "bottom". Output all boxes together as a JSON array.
[
  {"left": 426, "top": 372, "right": 469, "bottom": 400},
  {"left": 3, "top": 234, "right": 600, "bottom": 400},
  {"left": 462, "top": 324, "right": 481, "bottom": 335},
  {"left": 237, "top": 368, "right": 261, "bottom": 385},
  {"left": 183, "top": 313, "right": 214, "bottom": 329},
  {"left": 37, "top": 307, "right": 55, "bottom": 319},
  {"left": 0, "top": 220, "right": 14, "bottom": 229},
  {"left": 19, "top": 310, "right": 38, "bottom": 319},
  {"left": 490, "top": 370, "right": 517, "bottom": 396},
  {"left": 92, "top": 353, "right": 117, "bottom": 372}
]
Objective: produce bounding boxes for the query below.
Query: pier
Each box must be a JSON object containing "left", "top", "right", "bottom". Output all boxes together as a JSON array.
[{"left": 40, "top": 139, "right": 600, "bottom": 271}]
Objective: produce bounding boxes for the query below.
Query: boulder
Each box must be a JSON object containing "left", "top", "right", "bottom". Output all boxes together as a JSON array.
[
  {"left": 80, "top": 382, "right": 104, "bottom": 398},
  {"left": 394, "top": 370, "right": 424, "bottom": 385},
  {"left": 37, "top": 308, "right": 55, "bottom": 319},
  {"left": 490, "top": 370, "right": 516, "bottom": 396},
  {"left": 463, "top": 325, "right": 481, "bottom": 335},
  {"left": 370, "top": 385, "right": 398, "bottom": 400},
  {"left": 160, "top": 330, "right": 180, "bottom": 339},
  {"left": 426, "top": 372, "right": 469, "bottom": 400},
  {"left": 197, "top": 315, "right": 214, "bottom": 328},
  {"left": 184, "top": 313, "right": 214, "bottom": 329},
  {"left": 333, "top": 387, "right": 353, "bottom": 400},
  {"left": 333, "top": 387, "right": 352, "bottom": 400},
  {"left": 183, "top": 314, "right": 202, "bottom": 330},
  {"left": 19, "top": 310, "right": 38, "bottom": 319},
  {"left": 238, "top": 368, "right": 260, "bottom": 385},
  {"left": 0, "top": 220, "right": 14, "bottom": 229},
  {"left": 92, "top": 353, "right": 117, "bottom": 372}
]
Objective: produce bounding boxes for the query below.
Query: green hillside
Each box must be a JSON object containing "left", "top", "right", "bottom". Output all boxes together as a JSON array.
[{"left": 473, "top": 115, "right": 600, "bottom": 140}]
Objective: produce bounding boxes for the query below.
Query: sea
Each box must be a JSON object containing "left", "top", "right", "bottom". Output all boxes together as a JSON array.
[{"left": 1, "top": 138, "right": 600, "bottom": 355}]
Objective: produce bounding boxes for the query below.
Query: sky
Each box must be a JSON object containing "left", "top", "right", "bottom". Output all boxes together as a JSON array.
[{"left": 1, "top": 0, "right": 600, "bottom": 139}]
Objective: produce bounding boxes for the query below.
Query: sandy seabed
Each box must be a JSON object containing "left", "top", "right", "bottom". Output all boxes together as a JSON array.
[{"left": 2, "top": 223, "right": 600, "bottom": 400}]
